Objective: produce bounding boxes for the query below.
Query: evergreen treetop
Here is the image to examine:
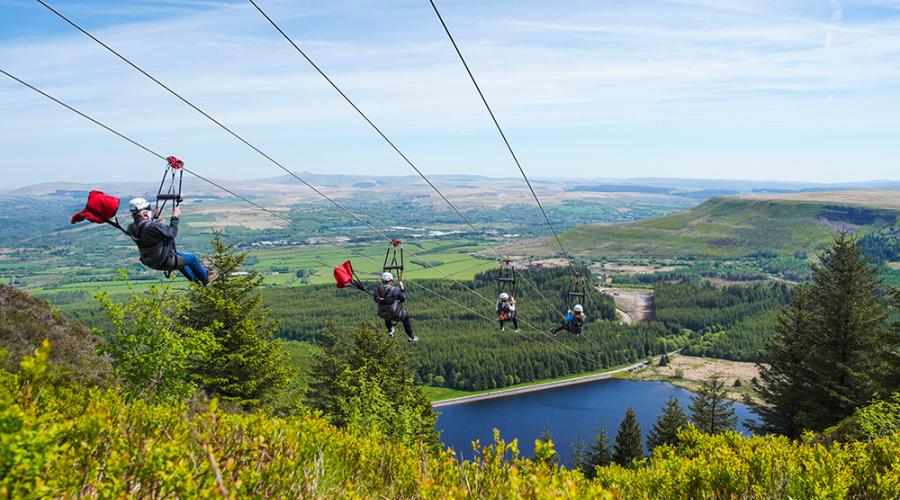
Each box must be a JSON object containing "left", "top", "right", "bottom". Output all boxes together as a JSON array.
[
  {"left": 183, "top": 233, "right": 291, "bottom": 410},
  {"left": 308, "top": 323, "right": 438, "bottom": 448},
  {"left": 749, "top": 232, "right": 900, "bottom": 436},
  {"left": 690, "top": 373, "right": 738, "bottom": 435},
  {"left": 647, "top": 395, "right": 689, "bottom": 452},
  {"left": 583, "top": 424, "right": 612, "bottom": 478},
  {"left": 612, "top": 408, "right": 644, "bottom": 466}
]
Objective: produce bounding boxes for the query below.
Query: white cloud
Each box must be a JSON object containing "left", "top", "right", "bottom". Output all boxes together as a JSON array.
[{"left": 0, "top": 0, "right": 899, "bottom": 187}]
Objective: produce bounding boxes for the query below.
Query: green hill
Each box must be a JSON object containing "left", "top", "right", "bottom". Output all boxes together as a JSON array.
[
  {"left": 553, "top": 193, "right": 900, "bottom": 259},
  {"left": 0, "top": 284, "right": 112, "bottom": 385}
]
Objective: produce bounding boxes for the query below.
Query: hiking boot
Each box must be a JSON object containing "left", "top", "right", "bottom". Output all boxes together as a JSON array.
[{"left": 407, "top": 336, "right": 419, "bottom": 343}]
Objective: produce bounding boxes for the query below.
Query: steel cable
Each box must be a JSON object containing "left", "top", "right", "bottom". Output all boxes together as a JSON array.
[
  {"left": 2, "top": 67, "right": 598, "bottom": 366},
  {"left": 427, "top": 0, "right": 578, "bottom": 274},
  {"left": 248, "top": 0, "right": 566, "bottom": 319}
]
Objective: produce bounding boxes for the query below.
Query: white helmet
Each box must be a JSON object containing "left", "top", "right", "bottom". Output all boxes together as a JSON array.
[
  {"left": 573, "top": 304, "right": 584, "bottom": 313},
  {"left": 381, "top": 272, "right": 394, "bottom": 283},
  {"left": 498, "top": 292, "right": 510, "bottom": 300},
  {"left": 128, "top": 197, "right": 151, "bottom": 213}
]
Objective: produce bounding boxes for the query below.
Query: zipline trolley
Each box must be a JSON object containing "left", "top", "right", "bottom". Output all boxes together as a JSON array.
[
  {"left": 383, "top": 239, "right": 404, "bottom": 281},
  {"left": 155, "top": 155, "right": 184, "bottom": 217}
]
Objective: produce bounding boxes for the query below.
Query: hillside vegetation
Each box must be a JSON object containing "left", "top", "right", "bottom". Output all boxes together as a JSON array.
[
  {"left": 3, "top": 344, "right": 898, "bottom": 498},
  {"left": 2, "top": 233, "right": 899, "bottom": 498},
  {"left": 550, "top": 194, "right": 899, "bottom": 258},
  {"left": 0, "top": 285, "right": 111, "bottom": 385}
]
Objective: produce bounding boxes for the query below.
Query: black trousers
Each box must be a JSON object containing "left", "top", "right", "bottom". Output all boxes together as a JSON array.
[
  {"left": 499, "top": 317, "right": 518, "bottom": 329},
  {"left": 385, "top": 315, "right": 414, "bottom": 340},
  {"left": 551, "top": 320, "right": 571, "bottom": 334}
]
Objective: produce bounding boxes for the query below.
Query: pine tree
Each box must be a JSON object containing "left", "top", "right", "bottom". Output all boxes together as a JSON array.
[
  {"left": 647, "top": 395, "right": 689, "bottom": 452},
  {"left": 570, "top": 434, "right": 588, "bottom": 473},
  {"left": 612, "top": 408, "right": 643, "bottom": 466},
  {"left": 308, "top": 323, "right": 438, "bottom": 448},
  {"left": 183, "top": 233, "right": 291, "bottom": 410},
  {"left": 690, "top": 373, "right": 737, "bottom": 434},
  {"left": 749, "top": 233, "right": 900, "bottom": 435},
  {"left": 582, "top": 424, "right": 612, "bottom": 478},
  {"left": 306, "top": 322, "right": 353, "bottom": 418},
  {"left": 658, "top": 353, "right": 669, "bottom": 367}
]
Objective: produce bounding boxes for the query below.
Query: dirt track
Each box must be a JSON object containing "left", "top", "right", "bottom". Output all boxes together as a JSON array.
[{"left": 599, "top": 287, "right": 655, "bottom": 323}]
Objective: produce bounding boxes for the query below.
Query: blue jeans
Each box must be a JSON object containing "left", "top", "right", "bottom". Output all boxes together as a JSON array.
[{"left": 177, "top": 251, "right": 208, "bottom": 284}]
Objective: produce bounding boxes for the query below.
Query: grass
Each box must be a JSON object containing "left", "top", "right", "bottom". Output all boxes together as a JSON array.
[
  {"left": 9, "top": 238, "right": 495, "bottom": 293},
  {"left": 534, "top": 197, "right": 900, "bottom": 259}
]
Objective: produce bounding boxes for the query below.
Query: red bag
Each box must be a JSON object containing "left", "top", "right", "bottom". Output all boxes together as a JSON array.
[
  {"left": 71, "top": 190, "right": 121, "bottom": 224},
  {"left": 334, "top": 261, "right": 354, "bottom": 288}
]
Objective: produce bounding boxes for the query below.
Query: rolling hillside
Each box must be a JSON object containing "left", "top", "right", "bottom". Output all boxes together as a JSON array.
[{"left": 535, "top": 191, "right": 900, "bottom": 259}]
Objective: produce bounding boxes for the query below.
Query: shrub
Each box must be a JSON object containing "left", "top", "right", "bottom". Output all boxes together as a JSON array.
[{"left": 2, "top": 343, "right": 898, "bottom": 499}]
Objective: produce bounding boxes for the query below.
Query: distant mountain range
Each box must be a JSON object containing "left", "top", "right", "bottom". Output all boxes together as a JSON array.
[{"left": 5, "top": 172, "right": 899, "bottom": 199}]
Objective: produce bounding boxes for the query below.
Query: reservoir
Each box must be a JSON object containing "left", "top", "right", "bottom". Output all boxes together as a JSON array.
[{"left": 435, "top": 378, "right": 757, "bottom": 465}]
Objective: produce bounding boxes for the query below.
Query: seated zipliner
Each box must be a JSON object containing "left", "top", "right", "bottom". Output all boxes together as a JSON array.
[
  {"left": 125, "top": 197, "right": 215, "bottom": 285},
  {"left": 551, "top": 304, "right": 586, "bottom": 336},
  {"left": 496, "top": 292, "right": 520, "bottom": 332},
  {"left": 373, "top": 271, "right": 418, "bottom": 343}
]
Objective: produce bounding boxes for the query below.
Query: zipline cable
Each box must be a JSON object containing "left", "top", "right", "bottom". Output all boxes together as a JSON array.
[
  {"left": 1, "top": 67, "right": 597, "bottom": 367},
  {"left": 33, "top": 0, "right": 593, "bottom": 361},
  {"left": 0, "top": 67, "right": 505, "bottom": 337},
  {"left": 248, "top": 0, "right": 566, "bottom": 319},
  {"left": 427, "top": 0, "right": 578, "bottom": 275},
  {"left": 34, "top": 0, "right": 501, "bottom": 307}
]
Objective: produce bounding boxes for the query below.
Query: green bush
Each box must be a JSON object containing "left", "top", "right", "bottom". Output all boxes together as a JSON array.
[{"left": 2, "top": 343, "right": 898, "bottom": 498}]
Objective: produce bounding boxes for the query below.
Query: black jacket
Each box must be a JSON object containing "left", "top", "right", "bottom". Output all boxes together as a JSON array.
[
  {"left": 374, "top": 284, "right": 406, "bottom": 320},
  {"left": 127, "top": 217, "right": 180, "bottom": 271}
]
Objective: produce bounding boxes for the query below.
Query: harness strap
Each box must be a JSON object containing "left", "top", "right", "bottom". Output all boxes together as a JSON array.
[{"left": 85, "top": 206, "right": 136, "bottom": 241}]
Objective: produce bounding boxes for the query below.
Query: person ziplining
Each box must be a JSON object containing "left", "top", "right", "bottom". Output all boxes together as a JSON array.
[
  {"left": 69, "top": 156, "right": 216, "bottom": 285},
  {"left": 125, "top": 198, "right": 213, "bottom": 285},
  {"left": 551, "top": 273, "right": 588, "bottom": 336},
  {"left": 496, "top": 259, "right": 519, "bottom": 332},
  {"left": 373, "top": 271, "right": 417, "bottom": 343},
  {"left": 551, "top": 304, "right": 587, "bottom": 337},
  {"left": 496, "top": 292, "right": 519, "bottom": 332},
  {"left": 334, "top": 240, "right": 418, "bottom": 343}
]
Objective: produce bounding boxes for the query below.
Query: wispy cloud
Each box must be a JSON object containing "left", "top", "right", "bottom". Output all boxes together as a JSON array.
[{"left": 1, "top": 0, "right": 899, "bottom": 187}]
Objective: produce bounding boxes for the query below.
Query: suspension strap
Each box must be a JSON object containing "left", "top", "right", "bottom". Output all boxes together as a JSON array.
[
  {"left": 567, "top": 271, "right": 587, "bottom": 306},
  {"left": 383, "top": 239, "right": 404, "bottom": 281},
  {"left": 155, "top": 156, "right": 184, "bottom": 217},
  {"left": 498, "top": 258, "right": 516, "bottom": 297}
]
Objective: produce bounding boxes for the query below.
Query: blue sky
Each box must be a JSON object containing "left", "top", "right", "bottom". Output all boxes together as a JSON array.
[{"left": 1, "top": 0, "right": 899, "bottom": 189}]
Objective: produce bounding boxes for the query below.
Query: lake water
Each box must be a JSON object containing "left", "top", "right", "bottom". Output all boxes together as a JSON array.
[{"left": 435, "top": 379, "right": 757, "bottom": 465}]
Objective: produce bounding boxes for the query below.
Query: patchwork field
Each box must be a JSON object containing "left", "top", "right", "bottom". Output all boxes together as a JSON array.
[{"left": 13, "top": 238, "right": 495, "bottom": 294}]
